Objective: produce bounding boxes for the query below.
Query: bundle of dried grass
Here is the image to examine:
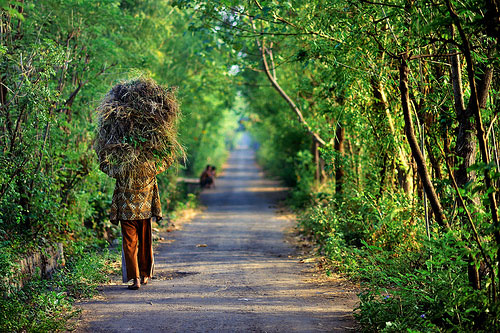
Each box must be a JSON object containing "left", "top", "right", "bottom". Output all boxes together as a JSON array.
[{"left": 95, "top": 78, "right": 183, "bottom": 179}]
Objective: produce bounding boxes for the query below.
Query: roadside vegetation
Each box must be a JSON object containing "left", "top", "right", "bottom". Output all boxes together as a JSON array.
[{"left": 0, "top": 241, "right": 119, "bottom": 332}]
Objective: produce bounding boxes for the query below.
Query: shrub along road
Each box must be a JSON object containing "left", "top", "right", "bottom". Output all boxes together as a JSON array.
[{"left": 76, "top": 134, "right": 358, "bottom": 332}]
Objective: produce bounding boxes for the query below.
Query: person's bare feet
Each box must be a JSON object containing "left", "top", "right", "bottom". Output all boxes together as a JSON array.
[
  {"left": 141, "top": 276, "right": 149, "bottom": 285},
  {"left": 128, "top": 278, "right": 140, "bottom": 290}
]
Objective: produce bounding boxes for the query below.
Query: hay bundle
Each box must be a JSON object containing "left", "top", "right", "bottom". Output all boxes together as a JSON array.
[{"left": 95, "top": 78, "right": 183, "bottom": 179}]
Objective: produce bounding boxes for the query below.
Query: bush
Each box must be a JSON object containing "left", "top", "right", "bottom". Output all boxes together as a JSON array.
[
  {"left": 299, "top": 190, "right": 500, "bottom": 331},
  {"left": 356, "top": 233, "right": 499, "bottom": 331}
]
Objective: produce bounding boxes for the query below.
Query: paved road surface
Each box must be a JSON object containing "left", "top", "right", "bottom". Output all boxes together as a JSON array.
[{"left": 76, "top": 134, "right": 358, "bottom": 332}]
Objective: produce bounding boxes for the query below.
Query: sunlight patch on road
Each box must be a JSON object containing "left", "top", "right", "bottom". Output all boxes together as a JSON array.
[{"left": 245, "top": 186, "right": 289, "bottom": 192}]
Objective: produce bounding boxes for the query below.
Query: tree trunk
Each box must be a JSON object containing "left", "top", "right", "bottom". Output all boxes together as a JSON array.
[
  {"left": 335, "top": 123, "right": 345, "bottom": 195},
  {"left": 458, "top": 39, "right": 500, "bottom": 301},
  {"left": 426, "top": 139, "right": 443, "bottom": 181},
  {"left": 400, "top": 56, "right": 449, "bottom": 229},
  {"left": 452, "top": 49, "right": 475, "bottom": 190},
  {"left": 452, "top": 48, "right": 494, "bottom": 290},
  {"left": 447, "top": 1, "right": 499, "bottom": 296},
  {"left": 312, "top": 141, "right": 320, "bottom": 183},
  {"left": 0, "top": 75, "right": 8, "bottom": 150},
  {"left": 378, "top": 152, "right": 388, "bottom": 198},
  {"left": 448, "top": 31, "right": 479, "bottom": 289}
]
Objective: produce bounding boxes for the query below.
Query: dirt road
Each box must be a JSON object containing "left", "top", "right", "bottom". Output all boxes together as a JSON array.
[{"left": 76, "top": 134, "right": 358, "bottom": 332}]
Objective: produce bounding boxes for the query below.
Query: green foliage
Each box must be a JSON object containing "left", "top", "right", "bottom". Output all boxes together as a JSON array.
[
  {"left": 0, "top": 244, "right": 19, "bottom": 294},
  {"left": 248, "top": 113, "right": 313, "bottom": 188},
  {"left": 182, "top": 104, "right": 240, "bottom": 176},
  {"left": 157, "top": 168, "right": 200, "bottom": 221},
  {"left": 356, "top": 234, "right": 499, "bottom": 332},
  {"left": 2, "top": 0, "right": 500, "bottom": 331},
  {"left": 300, "top": 190, "right": 424, "bottom": 279},
  {"left": 300, "top": 190, "right": 500, "bottom": 331}
]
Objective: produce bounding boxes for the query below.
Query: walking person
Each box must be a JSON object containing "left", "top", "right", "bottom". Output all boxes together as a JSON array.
[{"left": 95, "top": 78, "right": 183, "bottom": 290}]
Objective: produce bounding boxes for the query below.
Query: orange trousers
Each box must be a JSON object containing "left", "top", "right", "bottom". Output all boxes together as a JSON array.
[{"left": 121, "top": 219, "right": 154, "bottom": 282}]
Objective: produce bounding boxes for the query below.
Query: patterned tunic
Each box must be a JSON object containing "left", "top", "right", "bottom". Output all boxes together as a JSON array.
[{"left": 110, "top": 175, "right": 162, "bottom": 224}]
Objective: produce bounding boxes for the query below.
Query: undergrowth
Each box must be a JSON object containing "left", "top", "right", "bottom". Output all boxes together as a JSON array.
[
  {"left": 296, "top": 188, "right": 500, "bottom": 332},
  {"left": 0, "top": 241, "right": 120, "bottom": 332}
]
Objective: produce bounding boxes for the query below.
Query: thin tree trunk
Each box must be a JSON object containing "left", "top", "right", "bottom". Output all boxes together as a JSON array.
[
  {"left": 313, "top": 141, "right": 320, "bottom": 183},
  {"left": 0, "top": 75, "right": 8, "bottom": 150},
  {"left": 426, "top": 138, "right": 443, "bottom": 181},
  {"left": 379, "top": 152, "right": 388, "bottom": 198},
  {"left": 400, "top": 55, "right": 449, "bottom": 229},
  {"left": 335, "top": 123, "right": 345, "bottom": 195},
  {"left": 450, "top": 30, "right": 476, "bottom": 189}
]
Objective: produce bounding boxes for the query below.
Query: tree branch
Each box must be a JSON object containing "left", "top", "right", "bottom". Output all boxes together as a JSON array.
[
  {"left": 261, "top": 40, "right": 326, "bottom": 146},
  {"left": 359, "top": 0, "right": 405, "bottom": 9},
  {"left": 409, "top": 52, "right": 462, "bottom": 60}
]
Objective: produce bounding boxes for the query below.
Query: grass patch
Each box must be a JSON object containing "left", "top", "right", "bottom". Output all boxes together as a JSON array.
[{"left": 0, "top": 242, "right": 120, "bottom": 332}]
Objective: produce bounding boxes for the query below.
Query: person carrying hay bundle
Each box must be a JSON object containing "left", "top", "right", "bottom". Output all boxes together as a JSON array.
[{"left": 95, "top": 78, "right": 183, "bottom": 290}]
